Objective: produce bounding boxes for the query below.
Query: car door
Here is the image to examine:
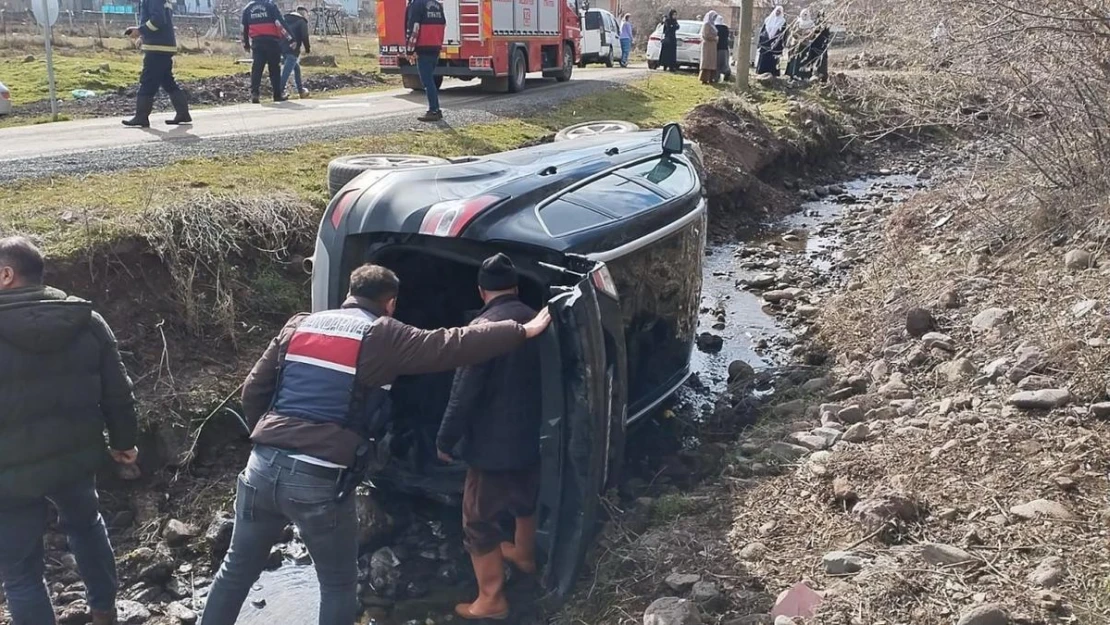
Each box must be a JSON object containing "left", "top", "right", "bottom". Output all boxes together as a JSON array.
[{"left": 534, "top": 258, "right": 614, "bottom": 600}]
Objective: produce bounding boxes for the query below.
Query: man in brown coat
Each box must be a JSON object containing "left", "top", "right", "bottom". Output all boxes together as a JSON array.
[{"left": 200, "top": 263, "right": 550, "bottom": 625}]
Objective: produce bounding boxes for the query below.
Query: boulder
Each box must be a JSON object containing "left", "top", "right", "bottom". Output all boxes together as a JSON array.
[
  {"left": 1090, "top": 402, "right": 1110, "bottom": 418},
  {"left": 822, "top": 551, "right": 863, "bottom": 575},
  {"left": 922, "top": 332, "right": 955, "bottom": 352},
  {"left": 163, "top": 519, "right": 199, "bottom": 548},
  {"left": 166, "top": 601, "right": 198, "bottom": 625},
  {"left": 905, "top": 307, "right": 935, "bottom": 338},
  {"left": 842, "top": 422, "right": 870, "bottom": 443},
  {"left": 1027, "top": 556, "right": 1066, "bottom": 588},
  {"left": 1006, "top": 389, "right": 1072, "bottom": 410},
  {"left": 1064, "top": 249, "right": 1093, "bottom": 271},
  {"left": 1008, "top": 348, "right": 1047, "bottom": 382},
  {"left": 665, "top": 573, "right": 701, "bottom": 593},
  {"left": 728, "top": 360, "right": 756, "bottom": 384},
  {"left": 956, "top": 604, "right": 1009, "bottom": 625},
  {"left": 1010, "top": 499, "right": 1077, "bottom": 521},
  {"left": 837, "top": 405, "right": 865, "bottom": 424},
  {"left": 116, "top": 600, "right": 151, "bottom": 625},
  {"left": 971, "top": 308, "right": 1013, "bottom": 332},
  {"left": 696, "top": 333, "right": 724, "bottom": 353},
  {"left": 791, "top": 433, "right": 831, "bottom": 451},
  {"left": 747, "top": 273, "right": 777, "bottom": 288},
  {"left": 643, "top": 597, "right": 702, "bottom": 625}
]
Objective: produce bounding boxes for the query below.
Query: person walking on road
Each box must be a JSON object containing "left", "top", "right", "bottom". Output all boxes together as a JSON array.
[
  {"left": 0, "top": 237, "right": 139, "bottom": 625},
  {"left": 281, "top": 5, "right": 312, "bottom": 99},
  {"left": 698, "top": 11, "right": 720, "bottom": 83},
  {"left": 659, "top": 9, "right": 680, "bottom": 71},
  {"left": 619, "top": 13, "right": 634, "bottom": 68},
  {"left": 199, "top": 264, "right": 551, "bottom": 625},
  {"left": 436, "top": 254, "right": 544, "bottom": 621},
  {"left": 406, "top": 0, "right": 447, "bottom": 122},
  {"left": 242, "top": 0, "right": 292, "bottom": 103},
  {"left": 121, "top": 0, "right": 192, "bottom": 127}
]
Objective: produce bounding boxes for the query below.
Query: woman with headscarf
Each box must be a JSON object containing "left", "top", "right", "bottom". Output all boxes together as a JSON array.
[
  {"left": 698, "top": 11, "right": 719, "bottom": 84},
  {"left": 659, "top": 9, "right": 680, "bottom": 72},
  {"left": 786, "top": 7, "right": 818, "bottom": 79},
  {"left": 714, "top": 15, "right": 731, "bottom": 82},
  {"left": 756, "top": 5, "right": 786, "bottom": 76}
]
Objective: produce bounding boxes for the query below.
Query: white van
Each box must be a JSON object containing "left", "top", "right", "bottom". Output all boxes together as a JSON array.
[{"left": 580, "top": 8, "right": 620, "bottom": 67}]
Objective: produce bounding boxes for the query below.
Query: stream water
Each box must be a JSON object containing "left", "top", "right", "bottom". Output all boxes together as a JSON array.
[{"left": 231, "top": 172, "right": 925, "bottom": 625}]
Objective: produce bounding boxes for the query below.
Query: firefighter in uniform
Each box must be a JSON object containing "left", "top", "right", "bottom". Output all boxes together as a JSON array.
[
  {"left": 198, "top": 264, "right": 551, "bottom": 625},
  {"left": 242, "top": 0, "right": 292, "bottom": 103},
  {"left": 406, "top": 0, "right": 446, "bottom": 122},
  {"left": 121, "top": 0, "right": 192, "bottom": 127}
]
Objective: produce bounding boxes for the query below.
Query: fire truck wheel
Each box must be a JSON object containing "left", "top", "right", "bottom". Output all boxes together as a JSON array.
[
  {"left": 402, "top": 74, "right": 424, "bottom": 91},
  {"left": 508, "top": 49, "right": 527, "bottom": 93},
  {"left": 327, "top": 154, "right": 449, "bottom": 198},
  {"left": 556, "top": 43, "right": 574, "bottom": 82}
]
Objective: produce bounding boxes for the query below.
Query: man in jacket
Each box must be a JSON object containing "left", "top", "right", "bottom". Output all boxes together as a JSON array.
[
  {"left": 436, "top": 254, "right": 542, "bottom": 621},
  {"left": 199, "top": 263, "right": 551, "bottom": 625},
  {"left": 242, "top": 0, "right": 292, "bottom": 103},
  {"left": 405, "top": 0, "right": 446, "bottom": 122},
  {"left": 280, "top": 6, "right": 312, "bottom": 99},
  {"left": 0, "top": 237, "right": 139, "bottom": 625},
  {"left": 121, "top": 0, "right": 192, "bottom": 127}
]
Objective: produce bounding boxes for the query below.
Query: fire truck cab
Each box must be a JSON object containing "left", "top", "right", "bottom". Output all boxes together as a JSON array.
[{"left": 377, "top": 0, "right": 581, "bottom": 93}]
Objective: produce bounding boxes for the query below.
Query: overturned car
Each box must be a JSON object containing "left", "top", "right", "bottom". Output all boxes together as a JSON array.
[{"left": 308, "top": 123, "right": 707, "bottom": 597}]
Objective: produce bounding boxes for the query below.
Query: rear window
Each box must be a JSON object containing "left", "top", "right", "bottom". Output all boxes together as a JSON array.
[
  {"left": 584, "top": 11, "right": 602, "bottom": 29},
  {"left": 540, "top": 199, "right": 611, "bottom": 236},
  {"left": 678, "top": 21, "right": 701, "bottom": 34},
  {"left": 620, "top": 158, "right": 697, "bottom": 197}
]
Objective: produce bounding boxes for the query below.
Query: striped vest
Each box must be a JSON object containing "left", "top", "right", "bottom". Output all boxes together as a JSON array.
[{"left": 271, "top": 308, "right": 391, "bottom": 438}]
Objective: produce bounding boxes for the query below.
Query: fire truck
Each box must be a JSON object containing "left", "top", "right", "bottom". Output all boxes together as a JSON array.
[{"left": 376, "top": 0, "right": 581, "bottom": 93}]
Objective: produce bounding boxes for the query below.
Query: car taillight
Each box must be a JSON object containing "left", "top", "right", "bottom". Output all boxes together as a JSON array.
[
  {"left": 648, "top": 35, "right": 660, "bottom": 41},
  {"left": 591, "top": 264, "right": 619, "bottom": 299},
  {"left": 684, "top": 37, "right": 701, "bottom": 44},
  {"left": 419, "top": 194, "right": 505, "bottom": 237},
  {"left": 329, "top": 189, "right": 358, "bottom": 229}
]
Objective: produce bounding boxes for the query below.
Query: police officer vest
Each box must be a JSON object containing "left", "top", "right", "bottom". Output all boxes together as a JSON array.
[
  {"left": 271, "top": 308, "right": 391, "bottom": 439},
  {"left": 415, "top": 0, "right": 446, "bottom": 50},
  {"left": 244, "top": 1, "right": 284, "bottom": 39}
]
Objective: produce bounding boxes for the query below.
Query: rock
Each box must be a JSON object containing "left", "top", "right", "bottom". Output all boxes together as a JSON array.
[
  {"left": 1006, "top": 389, "right": 1072, "bottom": 410},
  {"left": 791, "top": 433, "right": 830, "bottom": 451},
  {"left": 728, "top": 360, "right": 756, "bottom": 384},
  {"left": 166, "top": 601, "right": 198, "bottom": 625},
  {"left": 767, "top": 442, "right": 810, "bottom": 462},
  {"left": 643, "top": 597, "right": 702, "bottom": 625},
  {"left": 1009, "top": 348, "right": 1047, "bottom": 382},
  {"left": 956, "top": 604, "right": 1009, "bottom": 625},
  {"left": 837, "top": 405, "right": 865, "bottom": 424},
  {"left": 832, "top": 477, "right": 858, "bottom": 504},
  {"left": 747, "top": 273, "right": 777, "bottom": 288},
  {"left": 1027, "top": 556, "right": 1066, "bottom": 588},
  {"left": 971, "top": 308, "right": 1013, "bottom": 332},
  {"left": 905, "top": 307, "right": 935, "bottom": 337},
  {"left": 739, "top": 542, "right": 768, "bottom": 561},
  {"left": 205, "top": 515, "right": 235, "bottom": 561},
  {"left": 696, "top": 333, "right": 724, "bottom": 353},
  {"left": 116, "top": 600, "right": 151, "bottom": 624},
  {"left": 922, "top": 332, "right": 955, "bottom": 352},
  {"left": 938, "top": 358, "right": 977, "bottom": 383},
  {"left": 940, "top": 289, "right": 962, "bottom": 309},
  {"left": 772, "top": 399, "right": 807, "bottom": 419},
  {"left": 23, "top": 54, "right": 36, "bottom": 63},
  {"left": 163, "top": 519, "right": 199, "bottom": 548},
  {"left": 665, "top": 573, "right": 701, "bottom": 593},
  {"left": 842, "top": 422, "right": 870, "bottom": 443},
  {"left": 1064, "top": 249, "right": 1093, "bottom": 271},
  {"left": 369, "top": 547, "right": 403, "bottom": 598},
  {"left": 920, "top": 543, "right": 976, "bottom": 566},
  {"left": 854, "top": 493, "right": 924, "bottom": 537},
  {"left": 165, "top": 576, "right": 190, "bottom": 600},
  {"left": 1053, "top": 476, "right": 1077, "bottom": 491},
  {"left": 822, "top": 551, "right": 863, "bottom": 575},
  {"left": 355, "top": 487, "right": 394, "bottom": 548},
  {"left": 1010, "top": 499, "right": 1077, "bottom": 521},
  {"left": 1090, "top": 402, "right": 1110, "bottom": 418},
  {"left": 1016, "top": 375, "right": 1056, "bottom": 391},
  {"left": 981, "top": 357, "right": 1010, "bottom": 382},
  {"left": 691, "top": 581, "right": 724, "bottom": 611},
  {"left": 866, "top": 406, "right": 897, "bottom": 420},
  {"left": 59, "top": 601, "right": 92, "bottom": 624},
  {"left": 879, "top": 373, "right": 913, "bottom": 400}
]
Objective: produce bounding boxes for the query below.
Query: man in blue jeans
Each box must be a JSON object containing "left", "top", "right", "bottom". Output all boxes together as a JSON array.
[
  {"left": 619, "top": 13, "right": 634, "bottom": 68},
  {"left": 406, "top": 0, "right": 446, "bottom": 122},
  {"left": 0, "top": 237, "right": 139, "bottom": 625},
  {"left": 280, "top": 5, "right": 312, "bottom": 98},
  {"left": 199, "top": 264, "right": 551, "bottom": 625}
]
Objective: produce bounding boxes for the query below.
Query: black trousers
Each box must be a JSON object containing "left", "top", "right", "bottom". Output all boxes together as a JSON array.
[
  {"left": 137, "top": 52, "right": 180, "bottom": 97},
  {"left": 250, "top": 37, "right": 284, "bottom": 97}
]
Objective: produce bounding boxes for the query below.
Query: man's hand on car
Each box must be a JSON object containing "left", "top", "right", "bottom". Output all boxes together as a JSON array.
[
  {"left": 437, "top": 449, "right": 454, "bottom": 463},
  {"left": 110, "top": 447, "right": 139, "bottom": 465},
  {"left": 523, "top": 307, "right": 552, "bottom": 338}
]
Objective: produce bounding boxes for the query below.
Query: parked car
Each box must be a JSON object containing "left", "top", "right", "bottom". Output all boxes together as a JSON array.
[
  {"left": 579, "top": 8, "right": 620, "bottom": 67},
  {"left": 309, "top": 123, "right": 706, "bottom": 598},
  {"left": 0, "top": 82, "right": 12, "bottom": 116},
  {"left": 646, "top": 19, "right": 703, "bottom": 69}
]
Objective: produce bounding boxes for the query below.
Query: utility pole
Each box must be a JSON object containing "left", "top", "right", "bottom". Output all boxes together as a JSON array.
[{"left": 733, "top": 0, "right": 753, "bottom": 92}]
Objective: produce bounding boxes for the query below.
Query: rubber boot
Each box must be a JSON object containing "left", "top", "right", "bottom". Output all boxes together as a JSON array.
[
  {"left": 500, "top": 516, "right": 537, "bottom": 575},
  {"left": 456, "top": 550, "right": 509, "bottom": 620},
  {"left": 121, "top": 95, "right": 154, "bottom": 128},
  {"left": 166, "top": 90, "right": 192, "bottom": 125}
]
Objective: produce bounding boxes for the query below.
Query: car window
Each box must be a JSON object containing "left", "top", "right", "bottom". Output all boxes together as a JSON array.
[
  {"left": 540, "top": 199, "right": 611, "bottom": 236},
  {"left": 584, "top": 11, "right": 602, "bottom": 30},
  {"left": 606, "top": 14, "right": 617, "bottom": 31},
  {"left": 564, "top": 174, "right": 667, "bottom": 218},
  {"left": 619, "top": 158, "right": 696, "bottom": 197}
]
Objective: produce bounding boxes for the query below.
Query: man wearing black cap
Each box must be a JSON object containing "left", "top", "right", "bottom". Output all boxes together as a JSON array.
[{"left": 436, "top": 253, "right": 542, "bottom": 620}]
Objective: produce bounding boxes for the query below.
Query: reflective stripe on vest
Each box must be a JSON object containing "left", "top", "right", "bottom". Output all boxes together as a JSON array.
[{"left": 249, "top": 22, "right": 283, "bottom": 39}]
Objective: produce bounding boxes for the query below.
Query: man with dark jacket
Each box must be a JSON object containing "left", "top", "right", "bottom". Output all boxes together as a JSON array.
[
  {"left": 405, "top": 0, "right": 446, "bottom": 122},
  {"left": 280, "top": 6, "right": 312, "bottom": 99},
  {"left": 199, "top": 263, "right": 551, "bottom": 625},
  {"left": 242, "top": 0, "right": 292, "bottom": 103},
  {"left": 121, "top": 0, "right": 192, "bottom": 127},
  {"left": 0, "top": 237, "right": 139, "bottom": 625},
  {"left": 437, "top": 254, "right": 542, "bottom": 621}
]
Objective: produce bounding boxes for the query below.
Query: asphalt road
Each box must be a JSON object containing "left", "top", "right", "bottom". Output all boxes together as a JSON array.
[{"left": 0, "top": 65, "right": 650, "bottom": 182}]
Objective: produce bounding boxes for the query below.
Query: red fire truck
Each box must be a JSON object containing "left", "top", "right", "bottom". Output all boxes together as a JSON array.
[{"left": 376, "top": 0, "right": 581, "bottom": 93}]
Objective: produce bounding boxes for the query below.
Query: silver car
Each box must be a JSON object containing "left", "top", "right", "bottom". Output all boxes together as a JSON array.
[
  {"left": 0, "top": 82, "right": 11, "bottom": 116},
  {"left": 645, "top": 19, "right": 703, "bottom": 69}
]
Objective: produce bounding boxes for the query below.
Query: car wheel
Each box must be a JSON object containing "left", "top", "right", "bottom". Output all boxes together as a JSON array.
[
  {"left": 554, "top": 120, "right": 640, "bottom": 142},
  {"left": 401, "top": 74, "right": 424, "bottom": 91},
  {"left": 507, "top": 48, "right": 527, "bottom": 93},
  {"left": 327, "top": 154, "right": 449, "bottom": 198},
  {"left": 604, "top": 47, "right": 614, "bottom": 68},
  {"left": 647, "top": 60, "right": 658, "bottom": 70},
  {"left": 557, "top": 42, "right": 574, "bottom": 82}
]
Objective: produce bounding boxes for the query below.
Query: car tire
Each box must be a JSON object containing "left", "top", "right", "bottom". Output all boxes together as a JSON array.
[
  {"left": 554, "top": 120, "right": 640, "bottom": 142},
  {"left": 647, "top": 60, "right": 658, "bottom": 70},
  {"left": 508, "top": 48, "right": 527, "bottom": 93},
  {"left": 327, "top": 154, "right": 449, "bottom": 198},
  {"left": 604, "top": 47, "right": 614, "bottom": 68},
  {"left": 557, "top": 42, "right": 574, "bottom": 82}
]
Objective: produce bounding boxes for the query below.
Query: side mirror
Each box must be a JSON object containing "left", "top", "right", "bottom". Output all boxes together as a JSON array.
[{"left": 662, "top": 122, "right": 684, "bottom": 155}]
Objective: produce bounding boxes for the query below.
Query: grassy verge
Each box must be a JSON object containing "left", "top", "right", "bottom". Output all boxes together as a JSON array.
[{"left": 0, "top": 34, "right": 381, "bottom": 105}]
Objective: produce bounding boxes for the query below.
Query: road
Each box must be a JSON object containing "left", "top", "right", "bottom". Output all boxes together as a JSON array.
[{"left": 0, "top": 66, "right": 648, "bottom": 181}]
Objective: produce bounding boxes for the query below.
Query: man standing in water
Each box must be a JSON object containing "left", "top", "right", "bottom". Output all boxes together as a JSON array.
[
  {"left": 437, "top": 254, "right": 543, "bottom": 621},
  {"left": 199, "top": 264, "right": 551, "bottom": 625}
]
